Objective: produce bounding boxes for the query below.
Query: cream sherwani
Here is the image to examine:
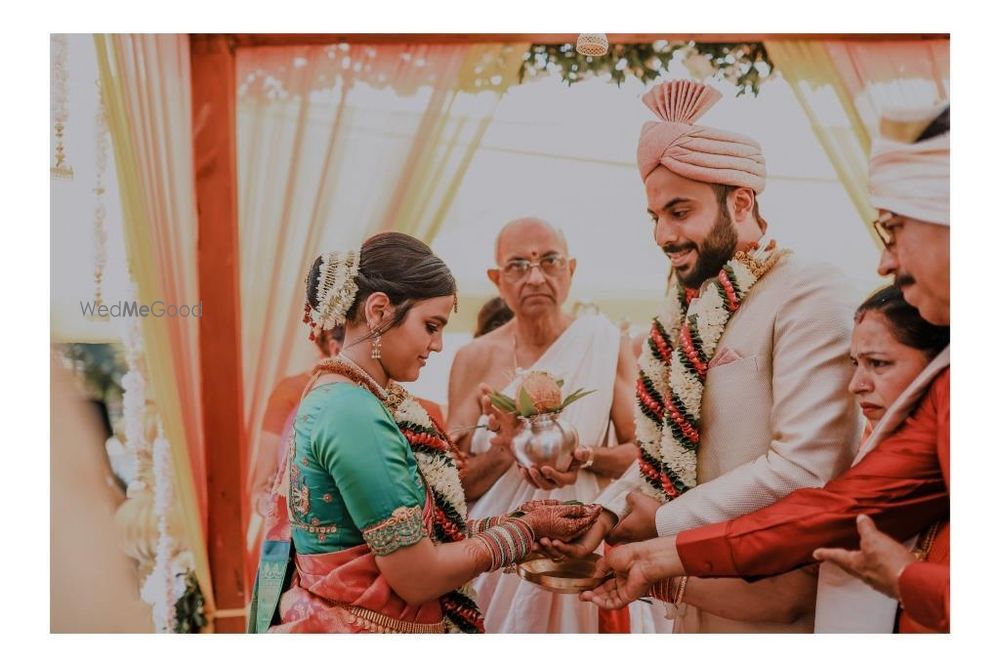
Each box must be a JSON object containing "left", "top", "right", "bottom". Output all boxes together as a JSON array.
[{"left": 600, "top": 254, "right": 864, "bottom": 633}]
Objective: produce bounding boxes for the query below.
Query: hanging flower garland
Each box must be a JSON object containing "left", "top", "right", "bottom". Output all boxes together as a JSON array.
[
  {"left": 50, "top": 34, "right": 74, "bottom": 179},
  {"left": 141, "top": 419, "right": 177, "bottom": 632},
  {"left": 391, "top": 387, "right": 485, "bottom": 634},
  {"left": 91, "top": 76, "right": 109, "bottom": 315},
  {"left": 519, "top": 41, "right": 774, "bottom": 96},
  {"left": 636, "top": 242, "right": 788, "bottom": 500},
  {"left": 121, "top": 284, "right": 206, "bottom": 632},
  {"left": 120, "top": 284, "right": 146, "bottom": 490}
]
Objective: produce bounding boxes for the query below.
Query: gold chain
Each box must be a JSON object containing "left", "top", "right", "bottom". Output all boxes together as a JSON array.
[{"left": 911, "top": 520, "right": 943, "bottom": 561}]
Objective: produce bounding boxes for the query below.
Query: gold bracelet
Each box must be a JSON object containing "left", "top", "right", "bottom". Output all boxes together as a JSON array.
[
  {"left": 650, "top": 578, "right": 672, "bottom": 602},
  {"left": 674, "top": 576, "right": 689, "bottom": 606}
]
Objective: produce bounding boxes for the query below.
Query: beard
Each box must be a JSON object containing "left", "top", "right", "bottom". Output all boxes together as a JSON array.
[{"left": 662, "top": 207, "right": 739, "bottom": 289}]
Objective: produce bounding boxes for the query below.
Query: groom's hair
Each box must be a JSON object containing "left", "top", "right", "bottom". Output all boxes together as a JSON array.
[{"left": 709, "top": 184, "right": 767, "bottom": 233}]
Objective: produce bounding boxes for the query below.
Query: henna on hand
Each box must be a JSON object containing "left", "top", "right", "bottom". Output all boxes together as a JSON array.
[{"left": 523, "top": 503, "right": 602, "bottom": 542}]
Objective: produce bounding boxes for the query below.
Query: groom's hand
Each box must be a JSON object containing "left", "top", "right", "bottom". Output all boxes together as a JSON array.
[
  {"left": 539, "top": 508, "right": 617, "bottom": 560},
  {"left": 606, "top": 491, "right": 659, "bottom": 545}
]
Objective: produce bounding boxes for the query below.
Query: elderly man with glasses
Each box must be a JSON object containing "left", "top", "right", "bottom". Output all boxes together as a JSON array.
[{"left": 447, "top": 216, "right": 641, "bottom": 633}]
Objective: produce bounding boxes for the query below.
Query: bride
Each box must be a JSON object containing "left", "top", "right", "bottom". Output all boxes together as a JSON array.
[{"left": 248, "top": 231, "right": 600, "bottom": 633}]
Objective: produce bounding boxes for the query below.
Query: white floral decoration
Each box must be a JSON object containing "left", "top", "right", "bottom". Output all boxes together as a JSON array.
[
  {"left": 637, "top": 243, "right": 788, "bottom": 499},
  {"left": 307, "top": 249, "right": 361, "bottom": 338},
  {"left": 141, "top": 419, "right": 176, "bottom": 632}
]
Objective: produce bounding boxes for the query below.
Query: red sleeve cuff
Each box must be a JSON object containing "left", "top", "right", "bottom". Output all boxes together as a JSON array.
[
  {"left": 676, "top": 520, "right": 741, "bottom": 577},
  {"left": 899, "top": 562, "right": 950, "bottom": 632}
]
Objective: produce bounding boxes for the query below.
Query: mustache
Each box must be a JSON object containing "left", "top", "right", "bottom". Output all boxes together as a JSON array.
[
  {"left": 894, "top": 274, "right": 916, "bottom": 289},
  {"left": 661, "top": 242, "right": 696, "bottom": 256}
]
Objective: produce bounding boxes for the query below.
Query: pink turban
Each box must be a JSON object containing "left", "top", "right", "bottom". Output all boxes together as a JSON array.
[
  {"left": 636, "top": 80, "right": 767, "bottom": 192},
  {"left": 869, "top": 102, "right": 949, "bottom": 227}
]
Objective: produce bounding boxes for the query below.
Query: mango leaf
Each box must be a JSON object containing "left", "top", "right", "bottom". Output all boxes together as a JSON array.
[
  {"left": 559, "top": 388, "right": 596, "bottom": 411},
  {"left": 489, "top": 392, "right": 518, "bottom": 413},
  {"left": 518, "top": 385, "right": 537, "bottom": 417}
]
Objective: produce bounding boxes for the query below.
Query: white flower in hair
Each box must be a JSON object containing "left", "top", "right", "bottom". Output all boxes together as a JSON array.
[{"left": 304, "top": 248, "right": 361, "bottom": 340}]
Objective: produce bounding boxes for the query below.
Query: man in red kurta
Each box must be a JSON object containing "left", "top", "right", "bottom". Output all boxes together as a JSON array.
[
  {"left": 674, "top": 368, "right": 949, "bottom": 632},
  {"left": 582, "top": 103, "right": 951, "bottom": 633}
]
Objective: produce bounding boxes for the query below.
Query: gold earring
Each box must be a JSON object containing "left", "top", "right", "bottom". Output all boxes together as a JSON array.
[{"left": 369, "top": 322, "right": 382, "bottom": 360}]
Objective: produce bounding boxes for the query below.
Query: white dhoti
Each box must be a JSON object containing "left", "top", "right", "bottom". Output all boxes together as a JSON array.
[{"left": 468, "top": 314, "right": 665, "bottom": 633}]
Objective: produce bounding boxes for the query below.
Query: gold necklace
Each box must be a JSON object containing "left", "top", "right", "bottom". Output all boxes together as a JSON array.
[{"left": 314, "top": 355, "right": 388, "bottom": 401}]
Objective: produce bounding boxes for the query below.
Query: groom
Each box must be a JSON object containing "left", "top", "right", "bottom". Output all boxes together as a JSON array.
[
  {"left": 448, "top": 217, "right": 641, "bottom": 633},
  {"left": 550, "top": 80, "right": 863, "bottom": 633}
]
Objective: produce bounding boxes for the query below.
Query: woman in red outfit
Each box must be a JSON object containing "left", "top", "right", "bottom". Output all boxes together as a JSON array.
[{"left": 603, "top": 285, "right": 947, "bottom": 629}]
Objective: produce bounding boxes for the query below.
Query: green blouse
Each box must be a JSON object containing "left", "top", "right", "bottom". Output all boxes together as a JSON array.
[{"left": 287, "top": 382, "right": 428, "bottom": 556}]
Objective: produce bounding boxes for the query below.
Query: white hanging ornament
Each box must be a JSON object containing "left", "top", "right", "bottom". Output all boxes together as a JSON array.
[
  {"left": 51, "top": 34, "right": 74, "bottom": 180},
  {"left": 91, "top": 76, "right": 110, "bottom": 317},
  {"left": 140, "top": 418, "right": 177, "bottom": 633},
  {"left": 576, "top": 33, "right": 609, "bottom": 57}
]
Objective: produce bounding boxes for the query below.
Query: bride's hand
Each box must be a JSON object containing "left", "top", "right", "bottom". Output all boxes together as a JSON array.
[
  {"left": 539, "top": 508, "right": 616, "bottom": 561},
  {"left": 521, "top": 503, "right": 602, "bottom": 542}
]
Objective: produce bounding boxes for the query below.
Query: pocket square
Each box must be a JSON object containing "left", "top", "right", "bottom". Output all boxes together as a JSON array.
[{"left": 708, "top": 347, "right": 743, "bottom": 369}]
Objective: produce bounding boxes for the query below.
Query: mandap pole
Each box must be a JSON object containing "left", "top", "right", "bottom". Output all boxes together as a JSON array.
[{"left": 190, "top": 33, "right": 248, "bottom": 633}]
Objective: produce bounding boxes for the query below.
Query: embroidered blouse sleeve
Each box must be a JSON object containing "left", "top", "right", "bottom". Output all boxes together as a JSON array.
[{"left": 310, "top": 386, "right": 427, "bottom": 556}]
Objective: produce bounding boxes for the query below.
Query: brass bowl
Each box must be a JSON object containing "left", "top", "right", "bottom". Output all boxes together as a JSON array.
[{"left": 516, "top": 552, "right": 609, "bottom": 594}]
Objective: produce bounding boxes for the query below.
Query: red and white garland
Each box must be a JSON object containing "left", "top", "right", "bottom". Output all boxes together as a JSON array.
[{"left": 636, "top": 241, "right": 787, "bottom": 500}]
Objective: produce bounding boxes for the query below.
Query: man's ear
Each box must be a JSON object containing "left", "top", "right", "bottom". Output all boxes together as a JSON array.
[
  {"left": 731, "top": 187, "right": 755, "bottom": 223},
  {"left": 487, "top": 268, "right": 501, "bottom": 289},
  {"left": 568, "top": 257, "right": 577, "bottom": 278}
]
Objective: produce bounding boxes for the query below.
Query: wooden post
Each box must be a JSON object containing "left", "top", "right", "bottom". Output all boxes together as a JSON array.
[{"left": 190, "top": 34, "right": 247, "bottom": 633}]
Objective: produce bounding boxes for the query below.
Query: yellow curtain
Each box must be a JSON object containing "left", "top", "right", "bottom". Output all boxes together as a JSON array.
[
  {"left": 373, "top": 43, "right": 527, "bottom": 242},
  {"left": 237, "top": 41, "right": 528, "bottom": 557},
  {"left": 766, "top": 39, "right": 949, "bottom": 247},
  {"left": 94, "top": 34, "right": 215, "bottom": 623}
]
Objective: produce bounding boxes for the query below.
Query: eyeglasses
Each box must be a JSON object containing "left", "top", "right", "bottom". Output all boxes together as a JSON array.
[
  {"left": 499, "top": 254, "right": 569, "bottom": 281},
  {"left": 872, "top": 211, "right": 905, "bottom": 250}
]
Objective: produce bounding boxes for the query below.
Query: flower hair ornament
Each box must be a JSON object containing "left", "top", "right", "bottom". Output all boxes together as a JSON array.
[{"left": 303, "top": 248, "right": 361, "bottom": 341}]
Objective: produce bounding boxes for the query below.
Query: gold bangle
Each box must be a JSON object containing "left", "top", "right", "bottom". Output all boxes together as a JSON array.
[
  {"left": 895, "top": 564, "right": 911, "bottom": 606},
  {"left": 674, "top": 576, "right": 689, "bottom": 606},
  {"left": 650, "top": 578, "right": 671, "bottom": 602}
]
